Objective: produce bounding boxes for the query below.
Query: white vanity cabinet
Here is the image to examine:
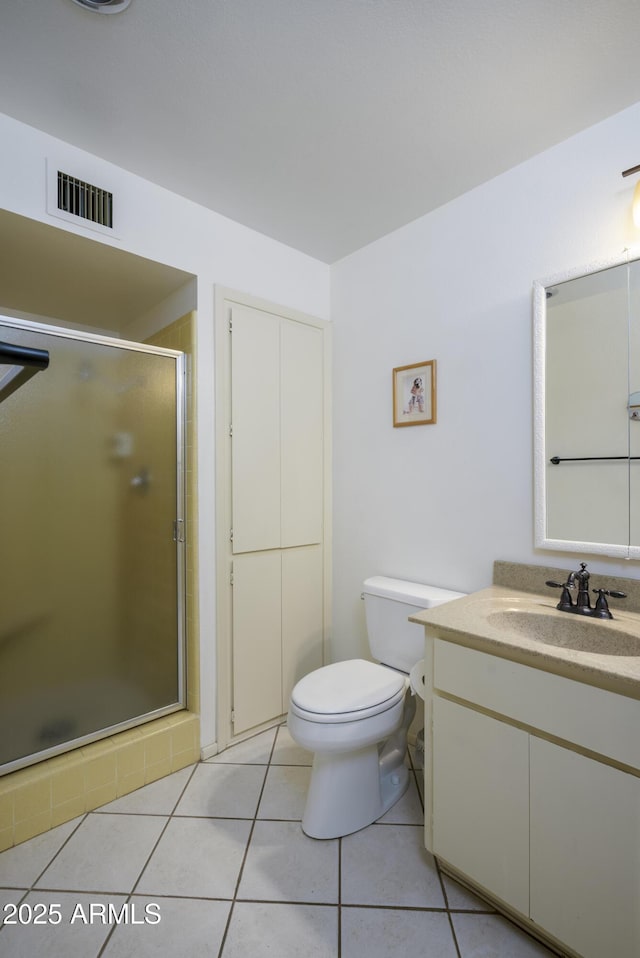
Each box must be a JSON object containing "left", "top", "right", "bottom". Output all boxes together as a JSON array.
[
  {"left": 432, "top": 696, "right": 529, "bottom": 914},
  {"left": 529, "top": 738, "right": 640, "bottom": 958},
  {"left": 425, "top": 637, "right": 640, "bottom": 958}
]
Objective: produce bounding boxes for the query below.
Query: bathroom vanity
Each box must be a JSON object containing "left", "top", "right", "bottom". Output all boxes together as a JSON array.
[{"left": 411, "top": 562, "right": 640, "bottom": 958}]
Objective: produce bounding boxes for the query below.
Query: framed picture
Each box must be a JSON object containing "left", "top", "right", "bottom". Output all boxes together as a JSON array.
[{"left": 393, "top": 360, "right": 437, "bottom": 427}]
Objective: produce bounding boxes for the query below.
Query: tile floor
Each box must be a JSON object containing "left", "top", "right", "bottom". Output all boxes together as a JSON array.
[{"left": 0, "top": 724, "right": 561, "bottom": 957}]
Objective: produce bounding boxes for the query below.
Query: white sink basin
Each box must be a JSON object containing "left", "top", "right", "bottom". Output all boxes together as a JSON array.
[{"left": 486, "top": 608, "right": 640, "bottom": 656}]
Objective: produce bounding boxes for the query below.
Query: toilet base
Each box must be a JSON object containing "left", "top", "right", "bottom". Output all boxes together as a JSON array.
[
  {"left": 301, "top": 745, "right": 409, "bottom": 840},
  {"left": 300, "top": 693, "right": 416, "bottom": 840}
]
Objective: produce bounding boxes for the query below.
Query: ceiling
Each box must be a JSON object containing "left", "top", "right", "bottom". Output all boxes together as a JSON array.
[{"left": 1, "top": 1, "right": 640, "bottom": 263}]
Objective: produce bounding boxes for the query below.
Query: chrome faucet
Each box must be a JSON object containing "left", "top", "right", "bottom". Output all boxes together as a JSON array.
[{"left": 546, "top": 562, "right": 627, "bottom": 619}]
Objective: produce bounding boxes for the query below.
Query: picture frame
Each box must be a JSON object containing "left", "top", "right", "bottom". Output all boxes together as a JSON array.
[{"left": 392, "top": 360, "right": 437, "bottom": 427}]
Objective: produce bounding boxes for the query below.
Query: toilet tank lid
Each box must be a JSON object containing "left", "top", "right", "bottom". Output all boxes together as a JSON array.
[{"left": 363, "top": 576, "right": 466, "bottom": 607}]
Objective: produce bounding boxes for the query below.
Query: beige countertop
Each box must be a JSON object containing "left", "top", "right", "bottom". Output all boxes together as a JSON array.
[{"left": 410, "top": 585, "right": 640, "bottom": 700}]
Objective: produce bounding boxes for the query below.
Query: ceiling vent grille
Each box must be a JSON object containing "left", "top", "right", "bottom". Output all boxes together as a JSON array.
[
  {"left": 70, "top": 0, "right": 132, "bottom": 13},
  {"left": 57, "top": 170, "right": 113, "bottom": 229}
]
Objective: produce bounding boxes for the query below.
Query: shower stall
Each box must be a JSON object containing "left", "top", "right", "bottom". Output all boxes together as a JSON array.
[{"left": 0, "top": 316, "right": 186, "bottom": 775}]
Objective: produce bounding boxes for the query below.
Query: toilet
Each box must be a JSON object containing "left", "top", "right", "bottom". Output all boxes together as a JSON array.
[{"left": 288, "top": 575, "right": 464, "bottom": 839}]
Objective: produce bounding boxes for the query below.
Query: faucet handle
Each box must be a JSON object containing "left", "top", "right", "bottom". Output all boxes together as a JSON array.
[
  {"left": 546, "top": 580, "right": 574, "bottom": 609},
  {"left": 592, "top": 588, "right": 627, "bottom": 620},
  {"left": 592, "top": 588, "right": 627, "bottom": 599}
]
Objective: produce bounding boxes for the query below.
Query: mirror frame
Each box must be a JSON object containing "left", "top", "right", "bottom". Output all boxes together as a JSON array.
[{"left": 533, "top": 250, "right": 639, "bottom": 560}]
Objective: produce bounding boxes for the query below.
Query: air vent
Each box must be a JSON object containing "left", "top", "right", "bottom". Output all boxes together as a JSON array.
[
  {"left": 57, "top": 171, "right": 113, "bottom": 229},
  {"left": 70, "top": 0, "right": 132, "bottom": 13}
]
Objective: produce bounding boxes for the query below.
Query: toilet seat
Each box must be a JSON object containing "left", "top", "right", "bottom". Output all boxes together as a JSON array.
[{"left": 290, "top": 659, "right": 407, "bottom": 724}]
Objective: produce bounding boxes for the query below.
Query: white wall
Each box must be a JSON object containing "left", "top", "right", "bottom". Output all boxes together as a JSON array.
[
  {"left": 330, "top": 101, "right": 640, "bottom": 662},
  {"left": 0, "top": 112, "right": 330, "bottom": 750}
]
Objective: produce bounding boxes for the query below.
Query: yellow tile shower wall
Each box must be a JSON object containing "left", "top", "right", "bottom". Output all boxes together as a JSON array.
[
  {"left": 0, "top": 713, "right": 199, "bottom": 850},
  {"left": 0, "top": 312, "right": 199, "bottom": 851}
]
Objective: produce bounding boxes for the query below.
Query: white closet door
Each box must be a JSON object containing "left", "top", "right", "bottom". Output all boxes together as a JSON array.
[
  {"left": 280, "top": 320, "right": 324, "bottom": 547},
  {"left": 281, "top": 544, "right": 324, "bottom": 711},
  {"left": 231, "top": 305, "right": 281, "bottom": 554},
  {"left": 232, "top": 551, "right": 282, "bottom": 735}
]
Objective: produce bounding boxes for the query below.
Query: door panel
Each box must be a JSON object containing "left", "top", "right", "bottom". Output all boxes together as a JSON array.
[
  {"left": 231, "top": 305, "right": 281, "bottom": 554},
  {"left": 223, "top": 293, "right": 327, "bottom": 740},
  {"left": 281, "top": 320, "right": 323, "bottom": 547},
  {"left": 232, "top": 551, "right": 282, "bottom": 735},
  {"left": 281, "top": 545, "right": 324, "bottom": 711},
  {"left": 0, "top": 320, "right": 184, "bottom": 771}
]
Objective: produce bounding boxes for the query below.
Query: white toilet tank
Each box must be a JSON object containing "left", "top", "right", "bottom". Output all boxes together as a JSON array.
[{"left": 363, "top": 576, "right": 465, "bottom": 673}]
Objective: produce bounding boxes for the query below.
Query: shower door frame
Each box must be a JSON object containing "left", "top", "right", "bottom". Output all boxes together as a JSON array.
[{"left": 0, "top": 315, "right": 187, "bottom": 775}]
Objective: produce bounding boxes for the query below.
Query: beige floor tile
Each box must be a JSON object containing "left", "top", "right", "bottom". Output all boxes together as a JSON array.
[
  {"left": 453, "top": 912, "right": 559, "bottom": 957},
  {"left": 257, "top": 766, "right": 311, "bottom": 820},
  {"left": 376, "top": 774, "right": 423, "bottom": 825},
  {"left": 271, "top": 726, "right": 313, "bottom": 766},
  {"left": 102, "top": 896, "right": 231, "bottom": 958},
  {"left": 0, "top": 891, "right": 126, "bottom": 958},
  {"left": 100, "top": 766, "right": 195, "bottom": 816},
  {"left": 238, "top": 819, "right": 338, "bottom": 903},
  {"left": 0, "top": 817, "right": 82, "bottom": 889},
  {"left": 342, "top": 907, "right": 458, "bottom": 958},
  {"left": 442, "top": 875, "right": 495, "bottom": 912},
  {"left": 222, "top": 901, "right": 338, "bottom": 958},
  {"left": 341, "top": 823, "right": 445, "bottom": 909},
  {"left": 135, "top": 816, "right": 251, "bottom": 899},
  {"left": 208, "top": 728, "right": 277, "bottom": 765},
  {"left": 175, "top": 762, "right": 267, "bottom": 819},
  {"left": 34, "top": 814, "right": 167, "bottom": 894}
]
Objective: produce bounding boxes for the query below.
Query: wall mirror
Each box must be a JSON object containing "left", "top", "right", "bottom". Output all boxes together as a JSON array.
[{"left": 533, "top": 252, "right": 640, "bottom": 559}]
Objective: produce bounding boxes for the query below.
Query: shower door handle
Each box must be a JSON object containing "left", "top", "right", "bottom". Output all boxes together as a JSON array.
[
  {"left": 173, "top": 519, "right": 185, "bottom": 543},
  {"left": 0, "top": 341, "right": 50, "bottom": 404}
]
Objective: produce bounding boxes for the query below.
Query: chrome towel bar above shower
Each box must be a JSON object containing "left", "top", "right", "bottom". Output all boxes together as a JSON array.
[{"left": 0, "top": 340, "right": 50, "bottom": 405}]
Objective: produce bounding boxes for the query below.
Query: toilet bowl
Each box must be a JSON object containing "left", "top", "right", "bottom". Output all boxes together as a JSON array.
[
  {"left": 288, "top": 576, "right": 464, "bottom": 840},
  {"left": 289, "top": 658, "right": 415, "bottom": 839}
]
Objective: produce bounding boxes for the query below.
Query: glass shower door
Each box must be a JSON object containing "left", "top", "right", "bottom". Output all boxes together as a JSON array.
[{"left": 0, "top": 318, "right": 185, "bottom": 773}]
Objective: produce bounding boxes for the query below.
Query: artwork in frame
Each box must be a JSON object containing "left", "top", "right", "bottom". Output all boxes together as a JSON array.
[{"left": 393, "top": 360, "right": 437, "bottom": 427}]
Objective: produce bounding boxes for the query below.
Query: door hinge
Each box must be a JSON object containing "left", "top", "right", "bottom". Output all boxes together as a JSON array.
[
  {"left": 230, "top": 528, "right": 234, "bottom": 542},
  {"left": 230, "top": 564, "right": 234, "bottom": 585},
  {"left": 231, "top": 710, "right": 235, "bottom": 724},
  {"left": 229, "top": 423, "right": 233, "bottom": 437}
]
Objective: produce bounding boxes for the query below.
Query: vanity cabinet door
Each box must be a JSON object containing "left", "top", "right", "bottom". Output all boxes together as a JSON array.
[
  {"left": 432, "top": 696, "right": 529, "bottom": 914},
  {"left": 530, "top": 738, "right": 640, "bottom": 958}
]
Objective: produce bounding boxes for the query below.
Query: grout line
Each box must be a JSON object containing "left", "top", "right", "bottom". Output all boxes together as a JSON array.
[
  {"left": 216, "top": 725, "right": 279, "bottom": 957},
  {"left": 25, "top": 813, "right": 89, "bottom": 892},
  {"left": 434, "top": 858, "right": 464, "bottom": 958},
  {"left": 97, "top": 763, "right": 201, "bottom": 957},
  {"left": 337, "top": 836, "right": 342, "bottom": 957}
]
